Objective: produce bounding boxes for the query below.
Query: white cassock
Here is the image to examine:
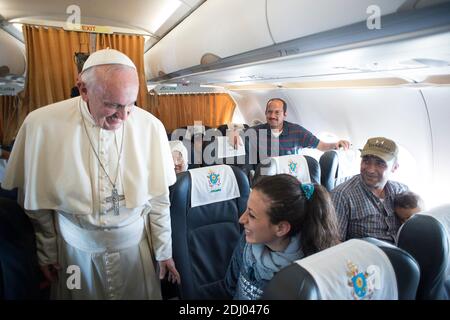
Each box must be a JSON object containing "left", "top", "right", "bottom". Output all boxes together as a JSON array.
[{"left": 3, "top": 97, "right": 176, "bottom": 300}]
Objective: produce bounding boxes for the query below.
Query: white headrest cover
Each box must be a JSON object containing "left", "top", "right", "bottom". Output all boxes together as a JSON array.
[
  {"left": 295, "top": 239, "right": 398, "bottom": 300},
  {"left": 189, "top": 165, "right": 240, "bottom": 208},
  {"left": 266, "top": 154, "right": 311, "bottom": 183}
]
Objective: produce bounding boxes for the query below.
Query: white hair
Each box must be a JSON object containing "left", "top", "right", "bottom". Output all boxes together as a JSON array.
[
  {"left": 169, "top": 140, "right": 189, "bottom": 172},
  {"left": 80, "top": 64, "right": 137, "bottom": 91}
]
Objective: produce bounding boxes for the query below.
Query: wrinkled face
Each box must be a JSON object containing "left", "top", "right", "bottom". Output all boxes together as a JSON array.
[
  {"left": 360, "top": 155, "right": 397, "bottom": 190},
  {"left": 79, "top": 66, "right": 139, "bottom": 130},
  {"left": 395, "top": 207, "right": 420, "bottom": 223},
  {"left": 239, "top": 190, "right": 280, "bottom": 246},
  {"left": 172, "top": 150, "right": 185, "bottom": 174},
  {"left": 265, "top": 100, "right": 286, "bottom": 130}
]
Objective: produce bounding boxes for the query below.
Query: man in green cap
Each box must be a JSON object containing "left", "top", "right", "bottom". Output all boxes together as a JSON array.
[{"left": 331, "top": 137, "right": 410, "bottom": 244}]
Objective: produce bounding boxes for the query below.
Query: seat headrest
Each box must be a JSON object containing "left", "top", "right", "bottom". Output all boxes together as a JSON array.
[
  {"left": 189, "top": 165, "right": 240, "bottom": 207},
  {"left": 185, "top": 125, "right": 206, "bottom": 140},
  {"left": 265, "top": 154, "right": 311, "bottom": 183},
  {"left": 295, "top": 239, "right": 398, "bottom": 300},
  {"left": 397, "top": 213, "right": 449, "bottom": 299},
  {"left": 216, "top": 136, "right": 246, "bottom": 159}
]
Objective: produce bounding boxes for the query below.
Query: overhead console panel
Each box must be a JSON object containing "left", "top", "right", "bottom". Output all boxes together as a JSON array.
[{"left": 145, "top": 1, "right": 450, "bottom": 85}]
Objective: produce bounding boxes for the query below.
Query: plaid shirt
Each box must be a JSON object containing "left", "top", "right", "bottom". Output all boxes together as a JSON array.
[
  {"left": 331, "top": 175, "right": 408, "bottom": 244},
  {"left": 246, "top": 121, "right": 319, "bottom": 164}
]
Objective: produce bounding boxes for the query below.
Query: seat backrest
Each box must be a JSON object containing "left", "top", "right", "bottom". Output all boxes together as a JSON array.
[
  {"left": 319, "top": 150, "right": 339, "bottom": 191},
  {"left": 319, "top": 149, "right": 359, "bottom": 191},
  {"left": 253, "top": 154, "right": 320, "bottom": 187},
  {"left": 396, "top": 213, "right": 449, "bottom": 300},
  {"left": 262, "top": 238, "right": 419, "bottom": 300},
  {"left": 425, "top": 204, "right": 450, "bottom": 299},
  {"left": 0, "top": 197, "right": 40, "bottom": 299},
  {"left": 169, "top": 165, "right": 250, "bottom": 299}
]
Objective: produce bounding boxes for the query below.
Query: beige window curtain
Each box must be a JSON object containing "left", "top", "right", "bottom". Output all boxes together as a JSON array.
[
  {"left": 96, "top": 33, "right": 147, "bottom": 107},
  {"left": 0, "top": 95, "right": 21, "bottom": 145},
  {"left": 21, "top": 25, "right": 90, "bottom": 114},
  {"left": 148, "top": 93, "right": 236, "bottom": 132},
  {"left": 12, "top": 25, "right": 147, "bottom": 130}
]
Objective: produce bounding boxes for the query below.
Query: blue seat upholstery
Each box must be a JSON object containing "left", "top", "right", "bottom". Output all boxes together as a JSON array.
[
  {"left": 319, "top": 150, "right": 339, "bottom": 191},
  {"left": 262, "top": 238, "right": 420, "bottom": 300},
  {"left": 0, "top": 197, "right": 40, "bottom": 299},
  {"left": 169, "top": 165, "right": 250, "bottom": 299},
  {"left": 425, "top": 205, "right": 450, "bottom": 299},
  {"left": 397, "top": 214, "right": 449, "bottom": 300}
]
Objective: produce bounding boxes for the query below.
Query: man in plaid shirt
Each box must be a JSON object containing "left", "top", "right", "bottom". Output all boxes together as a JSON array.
[
  {"left": 331, "top": 137, "right": 409, "bottom": 244},
  {"left": 241, "top": 98, "right": 350, "bottom": 166}
]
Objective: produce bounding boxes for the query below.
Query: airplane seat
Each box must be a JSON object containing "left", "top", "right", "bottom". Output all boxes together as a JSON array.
[
  {"left": 0, "top": 197, "right": 41, "bottom": 299},
  {"left": 168, "top": 165, "right": 250, "bottom": 299},
  {"left": 396, "top": 213, "right": 449, "bottom": 300},
  {"left": 424, "top": 204, "right": 450, "bottom": 299},
  {"left": 319, "top": 149, "right": 360, "bottom": 191},
  {"left": 253, "top": 154, "right": 320, "bottom": 187},
  {"left": 319, "top": 150, "right": 339, "bottom": 191},
  {"left": 262, "top": 238, "right": 419, "bottom": 300},
  {"left": 305, "top": 155, "right": 320, "bottom": 184}
]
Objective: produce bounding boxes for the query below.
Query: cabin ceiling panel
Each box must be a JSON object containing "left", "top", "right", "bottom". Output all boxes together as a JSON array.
[
  {"left": 160, "top": 30, "right": 450, "bottom": 86},
  {"left": 0, "top": 0, "right": 205, "bottom": 44},
  {"left": 267, "top": 0, "right": 406, "bottom": 43},
  {"left": 144, "top": 0, "right": 274, "bottom": 79}
]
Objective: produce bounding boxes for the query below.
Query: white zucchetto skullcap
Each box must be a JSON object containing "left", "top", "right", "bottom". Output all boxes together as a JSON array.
[{"left": 82, "top": 48, "right": 136, "bottom": 72}]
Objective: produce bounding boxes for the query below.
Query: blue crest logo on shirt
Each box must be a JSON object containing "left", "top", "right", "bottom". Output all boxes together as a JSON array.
[
  {"left": 207, "top": 170, "right": 222, "bottom": 193},
  {"left": 347, "top": 261, "right": 379, "bottom": 300},
  {"left": 288, "top": 160, "right": 298, "bottom": 175}
]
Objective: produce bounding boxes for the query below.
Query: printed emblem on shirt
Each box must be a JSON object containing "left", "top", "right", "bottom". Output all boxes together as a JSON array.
[{"left": 207, "top": 170, "right": 222, "bottom": 193}]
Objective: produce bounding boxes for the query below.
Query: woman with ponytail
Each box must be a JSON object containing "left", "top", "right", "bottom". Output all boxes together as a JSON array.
[{"left": 223, "top": 174, "right": 340, "bottom": 300}]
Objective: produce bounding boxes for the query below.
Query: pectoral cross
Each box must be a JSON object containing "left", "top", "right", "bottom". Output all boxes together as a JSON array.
[{"left": 105, "top": 187, "right": 125, "bottom": 216}]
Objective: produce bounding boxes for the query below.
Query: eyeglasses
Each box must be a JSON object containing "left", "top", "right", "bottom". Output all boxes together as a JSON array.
[{"left": 103, "top": 101, "right": 135, "bottom": 110}]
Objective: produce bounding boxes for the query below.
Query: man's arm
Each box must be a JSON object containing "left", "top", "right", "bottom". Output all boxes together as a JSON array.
[
  {"left": 317, "top": 140, "right": 350, "bottom": 152},
  {"left": 148, "top": 193, "right": 180, "bottom": 284},
  {"left": 25, "top": 209, "right": 60, "bottom": 282}
]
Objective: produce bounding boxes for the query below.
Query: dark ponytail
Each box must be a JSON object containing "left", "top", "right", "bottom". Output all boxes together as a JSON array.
[{"left": 253, "top": 174, "right": 340, "bottom": 256}]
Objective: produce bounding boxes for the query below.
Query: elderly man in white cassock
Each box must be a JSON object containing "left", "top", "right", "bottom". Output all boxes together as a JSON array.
[{"left": 2, "top": 49, "right": 180, "bottom": 299}]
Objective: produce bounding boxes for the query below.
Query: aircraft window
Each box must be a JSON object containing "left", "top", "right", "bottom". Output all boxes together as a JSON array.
[
  {"left": 300, "top": 131, "right": 346, "bottom": 162},
  {"left": 390, "top": 144, "right": 425, "bottom": 207}
]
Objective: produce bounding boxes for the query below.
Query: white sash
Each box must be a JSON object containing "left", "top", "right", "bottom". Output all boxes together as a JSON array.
[{"left": 56, "top": 213, "right": 144, "bottom": 253}]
